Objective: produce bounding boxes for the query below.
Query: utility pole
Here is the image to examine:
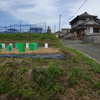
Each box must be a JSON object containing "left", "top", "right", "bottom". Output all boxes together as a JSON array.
[
  {"left": 54, "top": 25, "right": 56, "bottom": 33},
  {"left": 59, "top": 15, "right": 61, "bottom": 34},
  {"left": 20, "top": 21, "right": 21, "bottom": 33},
  {"left": 45, "top": 21, "right": 46, "bottom": 33}
]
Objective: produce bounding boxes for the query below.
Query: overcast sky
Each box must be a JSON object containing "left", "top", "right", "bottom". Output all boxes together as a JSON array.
[{"left": 0, "top": 0, "right": 100, "bottom": 32}]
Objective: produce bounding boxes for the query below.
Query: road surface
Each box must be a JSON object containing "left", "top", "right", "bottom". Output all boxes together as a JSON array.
[{"left": 60, "top": 39, "right": 100, "bottom": 62}]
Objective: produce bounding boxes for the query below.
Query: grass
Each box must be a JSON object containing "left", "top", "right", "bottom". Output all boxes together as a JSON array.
[
  {"left": 77, "top": 89, "right": 84, "bottom": 96},
  {"left": 0, "top": 33, "right": 100, "bottom": 100}
]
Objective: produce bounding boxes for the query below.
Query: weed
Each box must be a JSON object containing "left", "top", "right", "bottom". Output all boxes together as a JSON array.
[
  {"left": 67, "top": 67, "right": 83, "bottom": 87},
  {"left": 67, "top": 61, "right": 73, "bottom": 67},
  {"left": 93, "top": 81, "right": 100, "bottom": 89},
  {"left": 83, "top": 72, "right": 93, "bottom": 82},
  {"left": 34, "top": 57, "right": 44, "bottom": 62},
  {"left": 0, "top": 77, "right": 11, "bottom": 94},
  {"left": 23, "top": 57, "right": 33, "bottom": 61},
  {"left": 73, "top": 56, "right": 79, "bottom": 63},
  {"left": 67, "top": 79, "right": 77, "bottom": 87},
  {"left": 19, "top": 67, "right": 28, "bottom": 74},
  {"left": 48, "top": 62, "right": 63, "bottom": 79},
  {"left": 32, "top": 62, "right": 63, "bottom": 99},
  {"left": 91, "top": 66, "right": 100, "bottom": 74},
  {"left": 77, "top": 89, "right": 84, "bottom": 95}
]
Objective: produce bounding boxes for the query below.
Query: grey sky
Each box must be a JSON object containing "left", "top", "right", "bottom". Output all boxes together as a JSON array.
[{"left": 0, "top": 0, "right": 100, "bottom": 32}]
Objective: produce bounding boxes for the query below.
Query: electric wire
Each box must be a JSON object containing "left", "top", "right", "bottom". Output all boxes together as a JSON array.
[{"left": 61, "top": 0, "right": 87, "bottom": 26}]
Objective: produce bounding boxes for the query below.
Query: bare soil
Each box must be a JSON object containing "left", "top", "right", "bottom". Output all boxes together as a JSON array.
[{"left": 0, "top": 47, "right": 62, "bottom": 55}]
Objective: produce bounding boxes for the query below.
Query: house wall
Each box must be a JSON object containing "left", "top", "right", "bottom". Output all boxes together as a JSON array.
[
  {"left": 85, "top": 27, "right": 97, "bottom": 34},
  {"left": 83, "top": 34, "right": 100, "bottom": 43},
  {"left": 62, "top": 30, "right": 67, "bottom": 34},
  {"left": 72, "top": 20, "right": 84, "bottom": 28},
  {"left": 90, "top": 27, "right": 93, "bottom": 33},
  {"left": 71, "top": 22, "right": 77, "bottom": 28},
  {"left": 61, "top": 29, "right": 70, "bottom": 34},
  {"left": 77, "top": 20, "right": 84, "bottom": 25},
  {"left": 86, "top": 27, "right": 90, "bottom": 33}
]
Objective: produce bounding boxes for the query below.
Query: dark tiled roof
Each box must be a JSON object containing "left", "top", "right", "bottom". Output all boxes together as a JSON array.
[
  {"left": 95, "top": 19, "right": 100, "bottom": 24},
  {"left": 77, "top": 19, "right": 100, "bottom": 28},
  {"left": 77, "top": 12, "right": 97, "bottom": 18},
  {"left": 69, "top": 12, "right": 97, "bottom": 24}
]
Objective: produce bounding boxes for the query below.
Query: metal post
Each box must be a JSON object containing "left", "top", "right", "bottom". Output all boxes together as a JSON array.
[
  {"left": 20, "top": 21, "right": 21, "bottom": 33},
  {"left": 45, "top": 21, "right": 46, "bottom": 33},
  {"left": 59, "top": 15, "right": 61, "bottom": 34}
]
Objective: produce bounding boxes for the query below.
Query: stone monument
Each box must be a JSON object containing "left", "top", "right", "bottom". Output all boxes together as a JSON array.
[{"left": 46, "top": 26, "right": 51, "bottom": 34}]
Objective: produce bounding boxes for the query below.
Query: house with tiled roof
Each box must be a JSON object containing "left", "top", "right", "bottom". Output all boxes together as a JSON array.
[{"left": 69, "top": 12, "right": 100, "bottom": 37}]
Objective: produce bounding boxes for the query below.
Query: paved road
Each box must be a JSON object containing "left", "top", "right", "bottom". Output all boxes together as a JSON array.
[{"left": 60, "top": 39, "right": 100, "bottom": 62}]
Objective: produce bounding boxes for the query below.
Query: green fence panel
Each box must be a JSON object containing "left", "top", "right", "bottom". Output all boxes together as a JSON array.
[
  {"left": 29, "top": 43, "right": 34, "bottom": 51},
  {"left": 15, "top": 43, "right": 19, "bottom": 49},
  {"left": 6, "top": 45, "right": 12, "bottom": 51},
  {"left": 19, "top": 43, "right": 25, "bottom": 52},
  {"left": 0, "top": 43, "right": 2, "bottom": 49},
  {"left": 34, "top": 43, "right": 38, "bottom": 49}
]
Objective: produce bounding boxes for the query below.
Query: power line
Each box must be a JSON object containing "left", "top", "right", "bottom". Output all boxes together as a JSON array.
[
  {"left": 61, "top": 0, "right": 87, "bottom": 26},
  {"left": 61, "top": 0, "right": 77, "bottom": 19}
]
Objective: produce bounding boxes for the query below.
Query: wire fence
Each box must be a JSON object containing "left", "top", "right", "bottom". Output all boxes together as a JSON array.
[{"left": 0, "top": 21, "right": 46, "bottom": 33}]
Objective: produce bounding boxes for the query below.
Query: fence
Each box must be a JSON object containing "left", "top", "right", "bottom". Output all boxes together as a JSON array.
[{"left": 0, "top": 21, "right": 46, "bottom": 33}]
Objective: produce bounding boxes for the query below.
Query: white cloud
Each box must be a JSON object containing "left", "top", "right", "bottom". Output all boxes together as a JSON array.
[{"left": 0, "top": 0, "right": 100, "bottom": 32}]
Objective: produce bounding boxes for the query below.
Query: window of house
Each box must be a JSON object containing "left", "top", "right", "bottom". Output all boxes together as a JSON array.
[{"left": 93, "top": 29, "right": 99, "bottom": 33}]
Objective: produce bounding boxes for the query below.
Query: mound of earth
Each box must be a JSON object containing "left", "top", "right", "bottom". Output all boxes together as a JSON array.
[{"left": 0, "top": 47, "right": 62, "bottom": 55}]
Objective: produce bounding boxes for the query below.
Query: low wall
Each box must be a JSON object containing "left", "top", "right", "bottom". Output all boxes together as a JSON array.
[{"left": 83, "top": 33, "right": 100, "bottom": 44}]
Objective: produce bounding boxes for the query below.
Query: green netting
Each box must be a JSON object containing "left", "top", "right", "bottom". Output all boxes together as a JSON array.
[
  {"left": 6, "top": 45, "right": 12, "bottom": 51},
  {"left": 0, "top": 43, "right": 2, "bottom": 49},
  {"left": 19, "top": 43, "right": 25, "bottom": 52},
  {"left": 15, "top": 43, "right": 19, "bottom": 49},
  {"left": 34, "top": 43, "right": 38, "bottom": 49},
  {"left": 29, "top": 43, "right": 34, "bottom": 51}
]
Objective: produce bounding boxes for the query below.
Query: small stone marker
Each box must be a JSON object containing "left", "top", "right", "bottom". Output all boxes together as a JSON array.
[
  {"left": 45, "top": 43, "right": 48, "bottom": 48},
  {"left": 9, "top": 43, "right": 13, "bottom": 48},
  {"left": 2, "top": 44, "right": 6, "bottom": 48},
  {"left": 26, "top": 43, "right": 29, "bottom": 48}
]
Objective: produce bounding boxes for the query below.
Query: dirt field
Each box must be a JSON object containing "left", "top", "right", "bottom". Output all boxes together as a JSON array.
[{"left": 0, "top": 47, "right": 62, "bottom": 55}]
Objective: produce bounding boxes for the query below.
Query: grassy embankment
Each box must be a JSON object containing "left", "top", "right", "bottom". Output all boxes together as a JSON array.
[{"left": 0, "top": 33, "right": 100, "bottom": 100}]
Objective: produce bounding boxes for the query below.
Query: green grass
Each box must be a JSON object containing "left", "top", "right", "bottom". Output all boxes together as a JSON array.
[
  {"left": 77, "top": 89, "right": 84, "bottom": 96},
  {"left": 0, "top": 33, "right": 100, "bottom": 100},
  {"left": 32, "top": 62, "right": 63, "bottom": 99},
  {"left": 0, "top": 33, "right": 58, "bottom": 41}
]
